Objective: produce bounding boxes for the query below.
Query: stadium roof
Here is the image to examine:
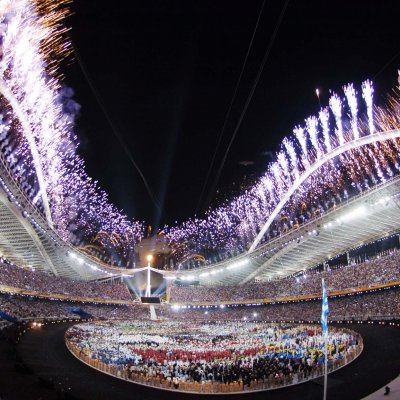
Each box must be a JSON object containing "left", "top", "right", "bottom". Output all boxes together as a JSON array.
[
  {"left": 0, "top": 151, "right": 400, "bottom": 284},
  {"left": 169, "top": 175, "right": 400, "bottom": 286}
]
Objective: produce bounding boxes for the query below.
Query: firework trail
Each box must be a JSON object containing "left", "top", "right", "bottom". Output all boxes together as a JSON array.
[
  {"left": 0, "top": 0, "right": 144, "bottom": 247},
  {"left": 0, "top": 1, "right": 399, "bottom": 268}
]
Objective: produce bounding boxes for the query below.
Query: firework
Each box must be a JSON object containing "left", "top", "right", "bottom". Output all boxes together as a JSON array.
[{"left": 0, "top": 1, "right": 399, "bottom": 269}]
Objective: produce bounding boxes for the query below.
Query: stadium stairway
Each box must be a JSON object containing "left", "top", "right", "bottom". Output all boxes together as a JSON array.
[{"left": 149, "top": 305, "right": 157, "bottom": 320}]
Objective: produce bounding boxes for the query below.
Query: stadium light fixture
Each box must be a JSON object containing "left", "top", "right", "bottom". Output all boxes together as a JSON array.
[
  {"left": 182, "top": 275, "right": 195, "bottom": 281},
  {"left": 337, "top": 205, "right": 367, "bottom": 224},
  {"left": 226, "top": 258, "right": 250, "bottom": 270}
]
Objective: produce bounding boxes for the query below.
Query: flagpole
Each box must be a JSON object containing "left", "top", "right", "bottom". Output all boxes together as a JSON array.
[
  {"left": 322, "top": 278, "right": 328, "bottom": 400},
  {"left": 323, "top": 330, "right": 328, "bottom": 400}
]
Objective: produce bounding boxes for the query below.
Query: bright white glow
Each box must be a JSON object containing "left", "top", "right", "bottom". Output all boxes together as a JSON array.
[
  {"left": 319, "top": 108, "right": 331, "bottom": 152},
  {"left": 226, "top": 258, "right": 249, "bottom": 270},
  {"left": 306, "top": 116, "right": 322, "bottom": 158},
  {"left": 344, "top": 83, "right": 359, "bottom": 139},
  {"left": 336, "top": 206, "right": 367, "bottom": 224},
  {"left": 293, "top": 126, "right": 308, "bottom": 166},
  {"left": 329, "top": 93, "right": 344, "bottom": 145},
  {"left": 362, "top": 80, "right": 374, "bottom": 134}
]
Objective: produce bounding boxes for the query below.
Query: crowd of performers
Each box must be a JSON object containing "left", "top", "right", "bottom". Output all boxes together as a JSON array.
[{"left": 66, "top": 321, "right": 360, "bottom": 390}]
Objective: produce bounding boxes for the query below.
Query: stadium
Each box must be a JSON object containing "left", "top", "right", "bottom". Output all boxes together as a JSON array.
[{"left": 0, "top": 1, "right": 399, "bottom": 400}]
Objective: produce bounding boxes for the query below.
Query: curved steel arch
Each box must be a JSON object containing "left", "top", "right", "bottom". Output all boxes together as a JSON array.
[
  {"left": 248, "top": 129, "right": 400, "bottom": 252},
  {"left": 0, "top": 79, "right": 54, "bottom": 228}
]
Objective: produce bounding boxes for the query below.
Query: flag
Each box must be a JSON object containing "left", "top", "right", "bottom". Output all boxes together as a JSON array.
[{"left": 321, "top": 278, "right": 329, "bottom": 336}]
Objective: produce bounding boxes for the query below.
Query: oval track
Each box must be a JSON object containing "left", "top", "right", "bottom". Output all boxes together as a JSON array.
[{"left": 15, "top": 322, "right": 400, "bottom": 400}]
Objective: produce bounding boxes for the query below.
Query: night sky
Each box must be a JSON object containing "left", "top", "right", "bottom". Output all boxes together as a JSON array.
[{"left": 64, "top": 0, "right": 400, "bottom": 230}]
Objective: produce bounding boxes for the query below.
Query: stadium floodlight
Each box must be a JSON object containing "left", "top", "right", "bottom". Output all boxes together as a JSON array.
[
  {"left": 226, "top": 258, "right": 250, "bottom": 270},
  {"left": 379, "top": 196, "right": 390, "bottom": 204},
  {"left": 182, "top": 275, "right": 195, "bottom": 281},
  {"left": 337, "top": 205, "right": 367, "bottom": 225}
]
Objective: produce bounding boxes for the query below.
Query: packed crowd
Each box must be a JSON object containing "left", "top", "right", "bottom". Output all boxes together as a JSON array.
[
  {"left": 170, "top": 250, "right": 400, "bottom": 303},
  {"left": 165, "top": 288, "right": 400, "bottom": 322},
  {"left": 0, "top": 294, "right": 147, "bottom": 321},
  {"left": 0, "top": 258, "right": 133, "bottom": 302},
  {"left": 66, "top": 321, "right": 359, "bottom": 389},
  {"left": 0, "top": 287, "right": 399, "bottom": 323}
]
